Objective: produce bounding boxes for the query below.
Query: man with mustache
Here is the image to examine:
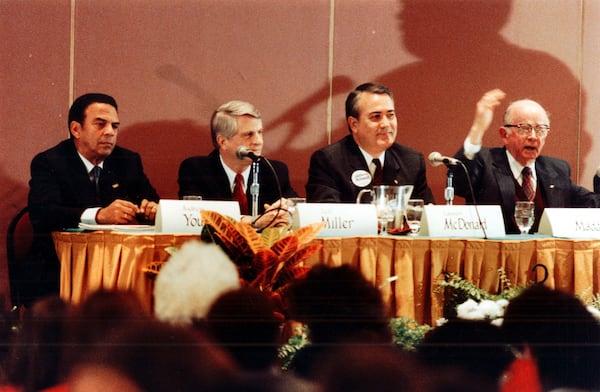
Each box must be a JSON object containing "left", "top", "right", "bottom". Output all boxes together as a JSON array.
[
  {"left": 25, "top": 93, "right": 159, "bottom": 305},
  {"left": 453, "top": 89, "right": 600, "bottom": 234},
  {"left": 306, "top": 82, "right": 434, "bottom": 203}
]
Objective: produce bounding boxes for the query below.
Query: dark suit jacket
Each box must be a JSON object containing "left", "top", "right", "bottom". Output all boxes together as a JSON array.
[
  {"left": 24, "top": 138, "right": 159, "bottom": 305},
  {"left": 305, "top": 135, "right": 434, "bottom": 204},
  {"left": 178, "top": 149, "right": 298, "bottom": 214},
  {"left": 453, "top": 146, "right": 600, "bottom": 233}
]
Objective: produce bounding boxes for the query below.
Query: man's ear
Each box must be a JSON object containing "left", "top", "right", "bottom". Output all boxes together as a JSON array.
[
  {"left": 69, "top": 121, "right": 81, "bottom": 139},
  {"left": 216, "top": 134, "right": 227, "bottom": 148},
  {"left": 348, "top": 116, "right": 358, "bottom": 134}
]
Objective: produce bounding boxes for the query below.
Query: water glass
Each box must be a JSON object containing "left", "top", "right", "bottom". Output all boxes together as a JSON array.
[
  {"left": 406, "top": 199, "right": 425, "bottom": 234},
  {"left": 514, "top": 201, "right": 535, "bottom": 234}
]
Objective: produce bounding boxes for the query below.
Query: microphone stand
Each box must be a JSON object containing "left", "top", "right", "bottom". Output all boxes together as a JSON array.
[
  {"left": 445, "top": 169, "right": 454, "bottom": 205},
  {"left": 250, "top": 160, "right": 260, "bottom": 220}
]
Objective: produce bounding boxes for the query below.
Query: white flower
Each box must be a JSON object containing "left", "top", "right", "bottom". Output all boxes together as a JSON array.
[
  {"left": 456, "top": 299, "right": 485, "bottom": 320},
  {"left": 153, "top": 240, "right": 240, "bottom": 325},
  {"left": 479, "top": 299, "right": 502, "bottom": 319},
  {"left": 435, "top": 317, "right": 448, "bottom": 327}
]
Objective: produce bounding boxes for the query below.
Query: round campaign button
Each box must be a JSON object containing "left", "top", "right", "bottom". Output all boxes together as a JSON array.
[{"left": 351, "top": 170, "right": 372, "bottom": 187}]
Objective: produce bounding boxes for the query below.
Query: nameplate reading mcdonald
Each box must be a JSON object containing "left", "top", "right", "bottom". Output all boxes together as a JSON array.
[{"left": 419, "top": 205, "right": 506, "bottom": 238}]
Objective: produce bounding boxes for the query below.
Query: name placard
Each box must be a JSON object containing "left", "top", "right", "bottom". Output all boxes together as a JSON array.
[
  {"left": 420, "top": 205, "right": 505, "bottom": 238},
  {"left": 155, "top": 199, "right": 241, "bottom": 234},
  {"left": 538, "top": 208, "right": 600, "bottom": 238},
  {"left": 294, "top": 203, "right": 378, "bottom": 237}
]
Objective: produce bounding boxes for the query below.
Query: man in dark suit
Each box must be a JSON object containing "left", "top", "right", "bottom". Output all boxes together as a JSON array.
[
  {"left": 453, "top": 89, "right": 600, "bottom": 234},
  {"left": 306, "top": 82, "right": 434, "bottom": 203},
  {"left": 25, "top": 93, "right": 159, "bottom": 305},
  {"left": 178, "top": 100, "right": 298, "bottom": 229}
]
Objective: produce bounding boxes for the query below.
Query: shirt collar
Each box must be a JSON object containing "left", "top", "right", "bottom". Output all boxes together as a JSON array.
[
  {"left": 505, "top": 150, "right": 536, "bottom": 184},
  {"left": 220, "top": 154, "right": 251, "bottom": 191},
  {"left": 78, "top": 152, "right": 104, "bottom": 173}
]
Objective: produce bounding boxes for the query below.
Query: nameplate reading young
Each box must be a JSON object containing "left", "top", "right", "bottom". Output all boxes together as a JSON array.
[{"left": 155, "top": 199, "right": 241, "bottom": 234}]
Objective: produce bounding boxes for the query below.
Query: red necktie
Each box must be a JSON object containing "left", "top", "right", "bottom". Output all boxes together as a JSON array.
[
  {"left": 233, "top": 173, "right": 249, "bottom": 215},
  {"left": 521, "top": 167, "right": 534, "bottom": 201},
  {"left": 372, "top": 158, "right": 383, "bottom": 186}
]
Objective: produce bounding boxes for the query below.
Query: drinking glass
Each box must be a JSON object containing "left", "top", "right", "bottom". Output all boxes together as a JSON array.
[
  {"left": 514, "top": 201, "right": 535, "bottom": 234},
  {"left": 375, "top": 198, "right": 396, "bottom": 235},
  {"left": 286, "top": 197, "right": 306, "bottom": 221},
  {"left": 406, "top": 199, "right": 425, "bottom": 234}
]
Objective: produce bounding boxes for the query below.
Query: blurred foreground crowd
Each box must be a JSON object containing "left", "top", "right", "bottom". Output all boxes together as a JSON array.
[{"left": 1, "top": 240, "right": 599, "bottom": 392}]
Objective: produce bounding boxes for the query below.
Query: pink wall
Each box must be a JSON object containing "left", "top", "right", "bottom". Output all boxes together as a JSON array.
[{"left": 1, "top": 0, "right": 598, "bottom": 307}]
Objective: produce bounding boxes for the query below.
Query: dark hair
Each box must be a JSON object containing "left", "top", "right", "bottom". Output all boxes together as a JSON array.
[
  {"left": 345, "top": 83, "right": 393, "bottom": 130},
  {"left": 67, "top": 93, "right": 118, "bottom": 130},
  {"left": 502, "top": 285, "right": 600, "bottom": 390},
  {"left": 286, "top": 264, "right": 391, "bottom": 344}
]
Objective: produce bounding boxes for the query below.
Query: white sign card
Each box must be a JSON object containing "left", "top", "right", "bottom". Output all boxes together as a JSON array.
[
  {"left": 294, "top": 203, "right": 378, "bottom": 237},
  {"left": 538, "top": 208, "right": 600, "bottom": 238},
  {"left": 155, "top": 199, "right": 241, "bottom": 234},
  {"left": 419, "top": 205, "right": 506, "bottom": 238}
]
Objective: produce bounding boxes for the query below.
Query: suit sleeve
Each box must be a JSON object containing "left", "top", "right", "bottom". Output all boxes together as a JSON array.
[
  {"left": 28, "top": 153, "right": 86, "bottom": 232},
  {"left": 413, "top": 153, "right": 435, "bottom": 204},
  {"left": 453, "top": 147, "right": 486, "bottom": 203}
]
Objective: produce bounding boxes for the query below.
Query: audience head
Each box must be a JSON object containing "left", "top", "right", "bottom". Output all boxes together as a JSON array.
[
  {"left": 501, "top": 284, "right": 600, "bottom": 390},
  {"left": 345, "top": 82, "right": 397, "bottom": 156},
  {"left": 500, "top": 98, "right": 550, "bottom": 166},
  {"left": 67, "top": 319, "right": 236, "bottom": 392},
  {"left": 68, "top": 92, "right": 120, "bottom": 164},
  {"left": 286, "top": 264, "right": 391, "bottom": 344},
  {"left": 6, "top": 295, "right": 70, "bottom": 391},
  {"left": 153, "top": 240, "right": 240, "bottom": 325},
  {"left": 61, "top": 289, "right": 151, "bottom": 376},
  {"left": 204, "top": 287, "right": 281, "bottom": 372},
  {"left": 418, "top": 319, "right": 512, "bottom": 390},
  {"left": 315, "top": 345, "right": 428, "bottom": 392}
]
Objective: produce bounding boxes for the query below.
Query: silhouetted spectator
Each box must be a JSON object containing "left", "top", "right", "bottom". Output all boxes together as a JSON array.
[
  {"left": 285, "top": 264, "right": 392, "bottom": 379},
  {"left": 501, "top": 285, "right": 600, "bottom": 391}
]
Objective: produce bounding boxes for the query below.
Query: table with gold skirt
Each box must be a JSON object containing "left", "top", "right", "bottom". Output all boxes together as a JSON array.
[{"left": 52, "top": 231, "right": 600, "bottom": 324}]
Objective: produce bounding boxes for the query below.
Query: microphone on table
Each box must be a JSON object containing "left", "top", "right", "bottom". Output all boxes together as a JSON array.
[
  {"left": 428, "top": 151, "right": 460, "bottom": 167},
  {"left": 427, "top": 151, "right": 488, "bottom": 238},
  {"left": 236, "top": 146, "right": 262, "bottom": 162}
]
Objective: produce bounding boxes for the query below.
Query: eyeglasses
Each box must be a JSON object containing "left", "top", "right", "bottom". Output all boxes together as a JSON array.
[{"left": 503, "top": 123, "right": 550, "bottom": 137}]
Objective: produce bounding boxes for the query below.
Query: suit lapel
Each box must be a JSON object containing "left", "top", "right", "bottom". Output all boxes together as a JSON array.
[
  {"left": 490, "top": 149, "right": 517, "bottom": 210},
  {"left": 535, "top": 158, "right": 562, "bottom": 206}
]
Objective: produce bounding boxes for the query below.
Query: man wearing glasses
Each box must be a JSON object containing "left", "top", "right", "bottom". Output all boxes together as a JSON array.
[{"left": 453, "top": 88, "right": 600, "bottom": 234}]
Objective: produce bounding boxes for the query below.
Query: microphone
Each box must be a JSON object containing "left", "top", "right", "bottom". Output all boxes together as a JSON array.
[
  {"left": 236, "top": 146, "right": 262, "bottom": 161},
  {"left": 428, "top": 151, "right": 460, "bottom": 167}
]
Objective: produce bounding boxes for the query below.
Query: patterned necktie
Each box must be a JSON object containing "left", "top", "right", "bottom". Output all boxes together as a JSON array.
[
  {"left": 521, "top": 166, "right": 534, "bottom": 201},
  {"left": 233, "top": 173, "right": 249, "bottom": 215},
  {"left": 372, "top": 158, "right": 383, "bottom": 186}
]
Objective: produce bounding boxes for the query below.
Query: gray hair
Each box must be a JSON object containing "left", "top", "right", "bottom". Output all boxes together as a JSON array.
[{"left": 210, "top": 100, "right": 261, "bottom": 148}]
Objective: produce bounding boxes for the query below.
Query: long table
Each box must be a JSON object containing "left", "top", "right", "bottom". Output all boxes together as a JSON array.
[{"left": 52, "top": 231, "right": 600, "bottom": 324}]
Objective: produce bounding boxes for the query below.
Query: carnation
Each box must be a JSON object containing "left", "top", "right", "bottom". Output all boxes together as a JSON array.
[{"left": 154, "top": 240, "right": 240, "bottom": 325}]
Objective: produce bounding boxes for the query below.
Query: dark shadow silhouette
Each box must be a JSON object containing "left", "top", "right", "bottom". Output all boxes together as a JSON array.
[
  {"left": 119, "top": 69, "right": 354, "bottom": 199},
  {"left": 373, "top": 0, "right": 589, "bottom": 201}
]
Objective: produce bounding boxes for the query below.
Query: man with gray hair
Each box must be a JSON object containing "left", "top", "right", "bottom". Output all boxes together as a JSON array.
[
  {"left": 453, "top": 88, "right": 600, "bottom": 233},
  {"left": 178, "top": 100, "right": 297, "bottom": 228}
]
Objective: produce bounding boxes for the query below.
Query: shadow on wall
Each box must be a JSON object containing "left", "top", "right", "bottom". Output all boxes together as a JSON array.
[
  {"left": 374, "top": 0, "right": 589, "bottom": 201},
  {"left": 118, "top": 75, "right": 355, "bottom": 199},
  {"left": 122, "top": 0, "right": 589, "bottom": 203}
]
